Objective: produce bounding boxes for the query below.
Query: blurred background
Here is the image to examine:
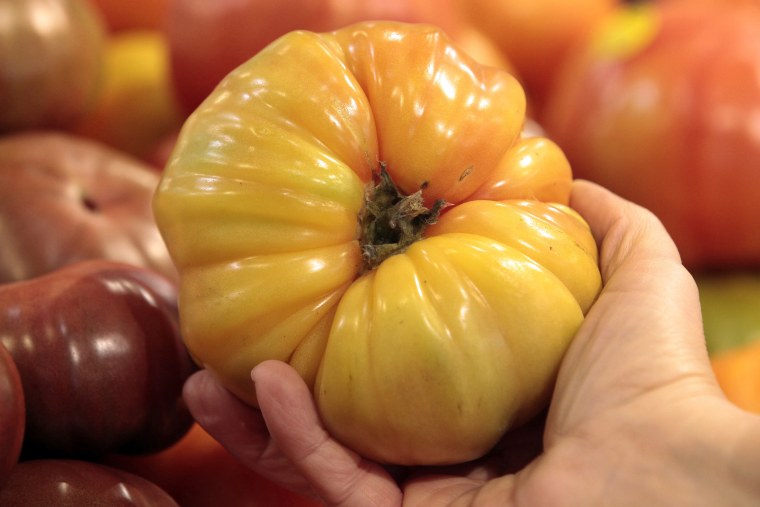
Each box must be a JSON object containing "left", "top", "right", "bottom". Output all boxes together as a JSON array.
[{"left": 1, "top": 0, "right": 758, "bottom": 504}]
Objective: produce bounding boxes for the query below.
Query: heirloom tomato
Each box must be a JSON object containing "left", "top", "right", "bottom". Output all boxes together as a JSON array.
[
  {"left": 540, "top": 1, "right": 760, "bottom": 269},
  {"left": 0, "top": 460, "right": 178, "bottom": 506},
  {"left": 0, "top": 260, "right": 195, "bottom": 458},
  {"left": 0, "top": 132, "right": 177, "bottom": 283},
  {"left": 154, "top": 21, "right": 602, "bottom": 466},
  {"left": 0, "top": 343, "right": 24, "bottom": 487}
]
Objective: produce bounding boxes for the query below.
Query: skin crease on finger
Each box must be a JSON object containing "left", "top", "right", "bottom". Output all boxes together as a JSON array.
[{"left": 184, "top": 180, "right": 760, "bottom": 507}]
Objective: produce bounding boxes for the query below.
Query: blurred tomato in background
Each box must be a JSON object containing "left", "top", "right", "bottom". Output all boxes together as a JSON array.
[
  {"left": 71, "top": 30, "right": 184, "bottom": 161},
  {"left": 163, "top": 0, "right": 504, "bottom": 113},
  {"left": 0, "top": 343, "right": 24, "bottom": 488},
  {"left": 105, "top": 423, "right": 320, "bottom": 507},
  {"left": 88, "top": 0, "right": 170, "bottom": 32},
  {"left": 455, "top": 0, "right": 618, "bottom": 109},
  {"left": 0, "top": 0, "right": 105, "bottom": 132},
  {"left": 540, "top": 0, "right": 760, "bottom": 270}
]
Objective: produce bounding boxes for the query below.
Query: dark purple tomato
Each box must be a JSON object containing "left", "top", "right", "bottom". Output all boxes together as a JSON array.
[
  {"left": 0, "top": 260, "right": 196, "bottom": 458},
  {"left": 0, "top": 459, "right": 179, "bottom": 506},
  {"left": 0, "top": 342, "right": 25, "bottom": 485}
]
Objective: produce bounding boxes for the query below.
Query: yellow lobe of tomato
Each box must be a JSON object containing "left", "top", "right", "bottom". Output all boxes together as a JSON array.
[{"left": 154, "top": 21, "right": 602, "bottom": 466}]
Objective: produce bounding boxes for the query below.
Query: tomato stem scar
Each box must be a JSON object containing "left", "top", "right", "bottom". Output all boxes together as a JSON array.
[{"left": 358, "top": 163, "right": 447, "bottom": 273}]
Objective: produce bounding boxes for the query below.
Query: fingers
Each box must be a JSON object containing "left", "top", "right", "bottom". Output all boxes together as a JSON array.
[
  {"left": 252, "top": 360, "right": 402, "bottom": 507},
  {"left": 569, "top": 179, "right": 705, "bottom": 347},
  {"left": 570, "top": 179, "right": 683, "bottom": 283},
  {"left": 183, "top": 370, "right": 317, "bottom": 495},
  {"left": 558, "top": 180, "right": 717, "bottom": 418},
  {"left": 182, "top": 370, "right": 271, "bottom": 462},
  {"left": 569, "top": 179, "right": 703, "bottom": 337}
]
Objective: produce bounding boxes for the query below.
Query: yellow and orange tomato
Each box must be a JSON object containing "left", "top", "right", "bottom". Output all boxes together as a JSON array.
[{"left": 154, "top": 22, "right": 601, "bottom": 466}]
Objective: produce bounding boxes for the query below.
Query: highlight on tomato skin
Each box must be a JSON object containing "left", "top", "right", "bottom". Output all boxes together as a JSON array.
[{"left": 153, "top": 21, "right": 602, "bottom": 466}]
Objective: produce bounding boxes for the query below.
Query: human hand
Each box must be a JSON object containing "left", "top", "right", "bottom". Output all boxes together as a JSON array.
[{"left": 183, "top": 180, "right": 760, "bottom": 506}]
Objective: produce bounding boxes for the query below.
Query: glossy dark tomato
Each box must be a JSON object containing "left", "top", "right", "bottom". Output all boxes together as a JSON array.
[
  {"left": 0, "top": 459, "right": 179, "bottom": 506},
  {"left": 0, "top": 343, "right": 24, "bottom": 486},
  {"left": 0, "top": 260, "right": 196, "bottom": 458}
]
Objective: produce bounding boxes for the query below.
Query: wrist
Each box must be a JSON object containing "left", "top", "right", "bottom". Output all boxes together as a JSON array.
[{"left": 673, "top": 397, "right": 760, "bottom": 506}]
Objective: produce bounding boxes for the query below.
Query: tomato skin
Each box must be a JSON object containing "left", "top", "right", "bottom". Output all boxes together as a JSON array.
[
  {"left": 0, "top": 460, "right": 178, "bottom": 506},
  {"left": 71, "top": 30, "right": 185, "bottom": 161},
  {"left": 0, "top": 343, "right": 24, "bottom": 487},
  {"left": 165, "top": 0, "right": 462, "bottom": 113},
  {"left": 456, "top": 0, "right": 617, "bottom": 106},
  {"left": 87, "top": 0, "right": 170, "bottom": 32},
  {"left": 104, "top": 424, "right": 320, "bottom": 507},
  {"left": 0, "top": 260, "right": 195, "bottom": 458},
  {"left": 0, "top": 0, "right": 105, "bottom": 133},
  {"left": 0, "top": 132, "right": 177, "bottom": 284},
  {"left": 541, "top": 1, "right": 760, "bottom": 269},
  {"left": 712, "top": 338, "right": 760, "bottom": 414},
  {"left": 155, "top": 21, "right": 601, "bottom": 465},
  {"left": 317, "top": 230, "right": 588, "bottom": 464}
]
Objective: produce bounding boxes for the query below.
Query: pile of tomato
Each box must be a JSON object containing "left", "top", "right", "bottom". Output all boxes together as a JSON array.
[{"left": 1, "top": 0, "right": 758, "bottom": 504}]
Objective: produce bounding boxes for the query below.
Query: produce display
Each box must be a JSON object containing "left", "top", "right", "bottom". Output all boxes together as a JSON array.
[{"left": 0, "top": 0, "right": 758, "bottom": 503}]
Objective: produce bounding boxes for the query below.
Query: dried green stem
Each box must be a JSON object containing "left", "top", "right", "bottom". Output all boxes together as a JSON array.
[{"left": 359, "top": 163, "right": 447, "bottom": 273}]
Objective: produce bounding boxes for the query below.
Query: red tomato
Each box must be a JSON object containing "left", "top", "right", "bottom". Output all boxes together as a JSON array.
[
  {"left": 455, "top": 0, "right": 618, "bottom": 107},
  {"left": 104, "top": 424, "right": 320, "bottom": 507},
  {"left": 541, "top": 1, "right": 760, "bottom": 270},
  {"left": 165, "top": 0, "right": 460, "bottom": 113},
  {"left": 0, "top": 343, "right": 24, "bottom": 487},
  {"left": 87, "top": 0, "right": 169, "bottom": 31},
  {"left": 0, "top": 132, "right": 177, "bottom": 283}
]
